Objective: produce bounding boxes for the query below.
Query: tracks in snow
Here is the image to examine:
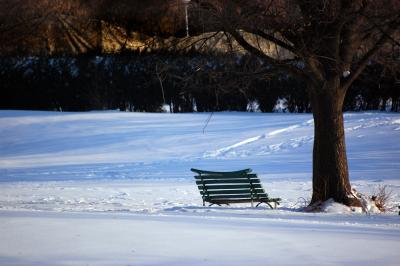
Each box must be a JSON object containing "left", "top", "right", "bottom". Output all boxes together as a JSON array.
[
  {"left": 204, "top": 119, "right": 314, "bottom": 158},
  {"left": 204, "top": 115, "right": 400, "bottom": 159}
]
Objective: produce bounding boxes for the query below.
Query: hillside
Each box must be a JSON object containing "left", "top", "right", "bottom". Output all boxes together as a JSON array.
[{"left": 0, "top": 110, "right": 399, "bottom": 265}]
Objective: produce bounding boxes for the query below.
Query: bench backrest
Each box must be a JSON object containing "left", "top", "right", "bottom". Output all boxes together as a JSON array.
[{"left": 191, "top": 168, "right": 270, "bottom": 204}]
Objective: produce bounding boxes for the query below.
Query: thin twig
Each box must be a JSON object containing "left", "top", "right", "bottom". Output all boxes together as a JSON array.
[
  {"left": 202, "top": 112, "right": 214, "bottom": 134},
  {"left": 155, "top": 63, "right": 166, "bottom": 104}
]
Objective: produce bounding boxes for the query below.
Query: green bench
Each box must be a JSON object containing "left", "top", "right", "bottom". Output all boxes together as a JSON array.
[{"left": 191, "top": 168, "right": 281, "bottom": 209}]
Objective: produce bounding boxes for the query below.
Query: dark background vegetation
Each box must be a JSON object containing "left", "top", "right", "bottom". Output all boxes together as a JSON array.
[{"left": 0, "top": 0, "right": 399, "bottom": 112}]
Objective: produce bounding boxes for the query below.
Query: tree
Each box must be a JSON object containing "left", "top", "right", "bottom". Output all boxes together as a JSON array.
[
  {"left": 193, "top": 0, "right": 400, "bottom": 207},
  {"left": 0, "top": 0, "right": 93, "bottom": 55}
]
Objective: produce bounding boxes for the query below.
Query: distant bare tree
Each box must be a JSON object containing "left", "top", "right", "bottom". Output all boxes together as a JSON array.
[
  {"left": 0, "top": 0, "right": 192, "bottom": 54},
  {"left": 0, "top": 0, "right": 93, "bottom": 55},
  {"left": 193, "top": 0, "right": 400, "bottom": 207},
  {"left": 94, "top": 0, "right": 188, "bottom": 37}
]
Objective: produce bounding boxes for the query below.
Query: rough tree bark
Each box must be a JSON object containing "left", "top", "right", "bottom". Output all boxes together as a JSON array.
[{"left": 308, "top": 79, "right": 358, "bottom": 206}]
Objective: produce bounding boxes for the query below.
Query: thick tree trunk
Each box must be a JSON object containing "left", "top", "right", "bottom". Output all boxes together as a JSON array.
[{"left": 309, "top": 80, "right": 360, "bottom": 207}]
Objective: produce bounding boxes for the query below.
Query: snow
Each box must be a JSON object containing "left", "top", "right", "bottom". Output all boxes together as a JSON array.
[
  {"left": 343, "top": 70, "right": 351, "bottom": 78},
  {"left": 1, "top": 210, "right": 398, "bottom": 266},
  {"left": 320, "top": 198, "right": 354, "bottom": 213},
  {"left": 0, "top": 110, "right": 400, "bottom": 265},
  {"left": 1, "top": 210, "right": 399, "bottom": 266}
]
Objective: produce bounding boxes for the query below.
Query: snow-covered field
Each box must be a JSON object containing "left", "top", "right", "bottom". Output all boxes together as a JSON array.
[{"left": 0, "top": 110, "right": 399, "bottom": 265}]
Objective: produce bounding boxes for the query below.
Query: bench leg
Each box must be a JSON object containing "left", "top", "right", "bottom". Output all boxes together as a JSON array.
[
  {"left": 256, "top": 202, "right": 274, "bottom": 209},
  {"left": 209, "top": 203, "right": 229, "bottom": 207}
]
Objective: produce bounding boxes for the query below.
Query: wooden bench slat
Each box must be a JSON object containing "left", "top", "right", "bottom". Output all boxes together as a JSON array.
[
  {"left": 197, "top": 184, "right": 263, "bottom": 190},
  {"left": 191, "top": 168, "right": 251, "bottom": 175},
  {"left": 196, "top": 179, "right": 261, "bottom": 185},
  {"left": 200, "top": 189, "right": 265, "bottom": 195},
  {"left": 203, "top": 193, "right": 268, "bottom": 199},
  {"left": 194, "top": 174, "right": 257, "bottom": 180},
  {"left": 205, "top": 194, "right": 270, "bottom": 200},
  {"left": 206, "top": 194, "right": 268, "bottom": 199},
  {"left": 207, "top": 199, "right": 278, "bottom": 204}
]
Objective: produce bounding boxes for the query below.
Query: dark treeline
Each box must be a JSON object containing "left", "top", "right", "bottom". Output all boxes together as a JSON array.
[
  {"left": 1, "top": 1, "right": 398, "bottom": 113},
  {"left": 1, "top": 52, "right": 398, "bottom": 113}
]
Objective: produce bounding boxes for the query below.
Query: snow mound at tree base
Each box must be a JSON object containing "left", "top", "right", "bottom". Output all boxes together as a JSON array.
[
  {"left": 319, "top": 197, "right": 382, "bottom": 214},
  {"left": 320, "top": 199, "right": 355, "bottom": 213}
]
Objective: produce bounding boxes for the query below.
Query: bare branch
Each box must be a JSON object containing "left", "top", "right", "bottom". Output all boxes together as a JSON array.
[
  {"left": 252, "top": 30, "right": 297, "bottom": 55},
  {"left": 342, "top": 21, "right": 400, "bottom": 90},
  {"left": 228, "top": 29, "right": 307, "bottom": 80}
]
